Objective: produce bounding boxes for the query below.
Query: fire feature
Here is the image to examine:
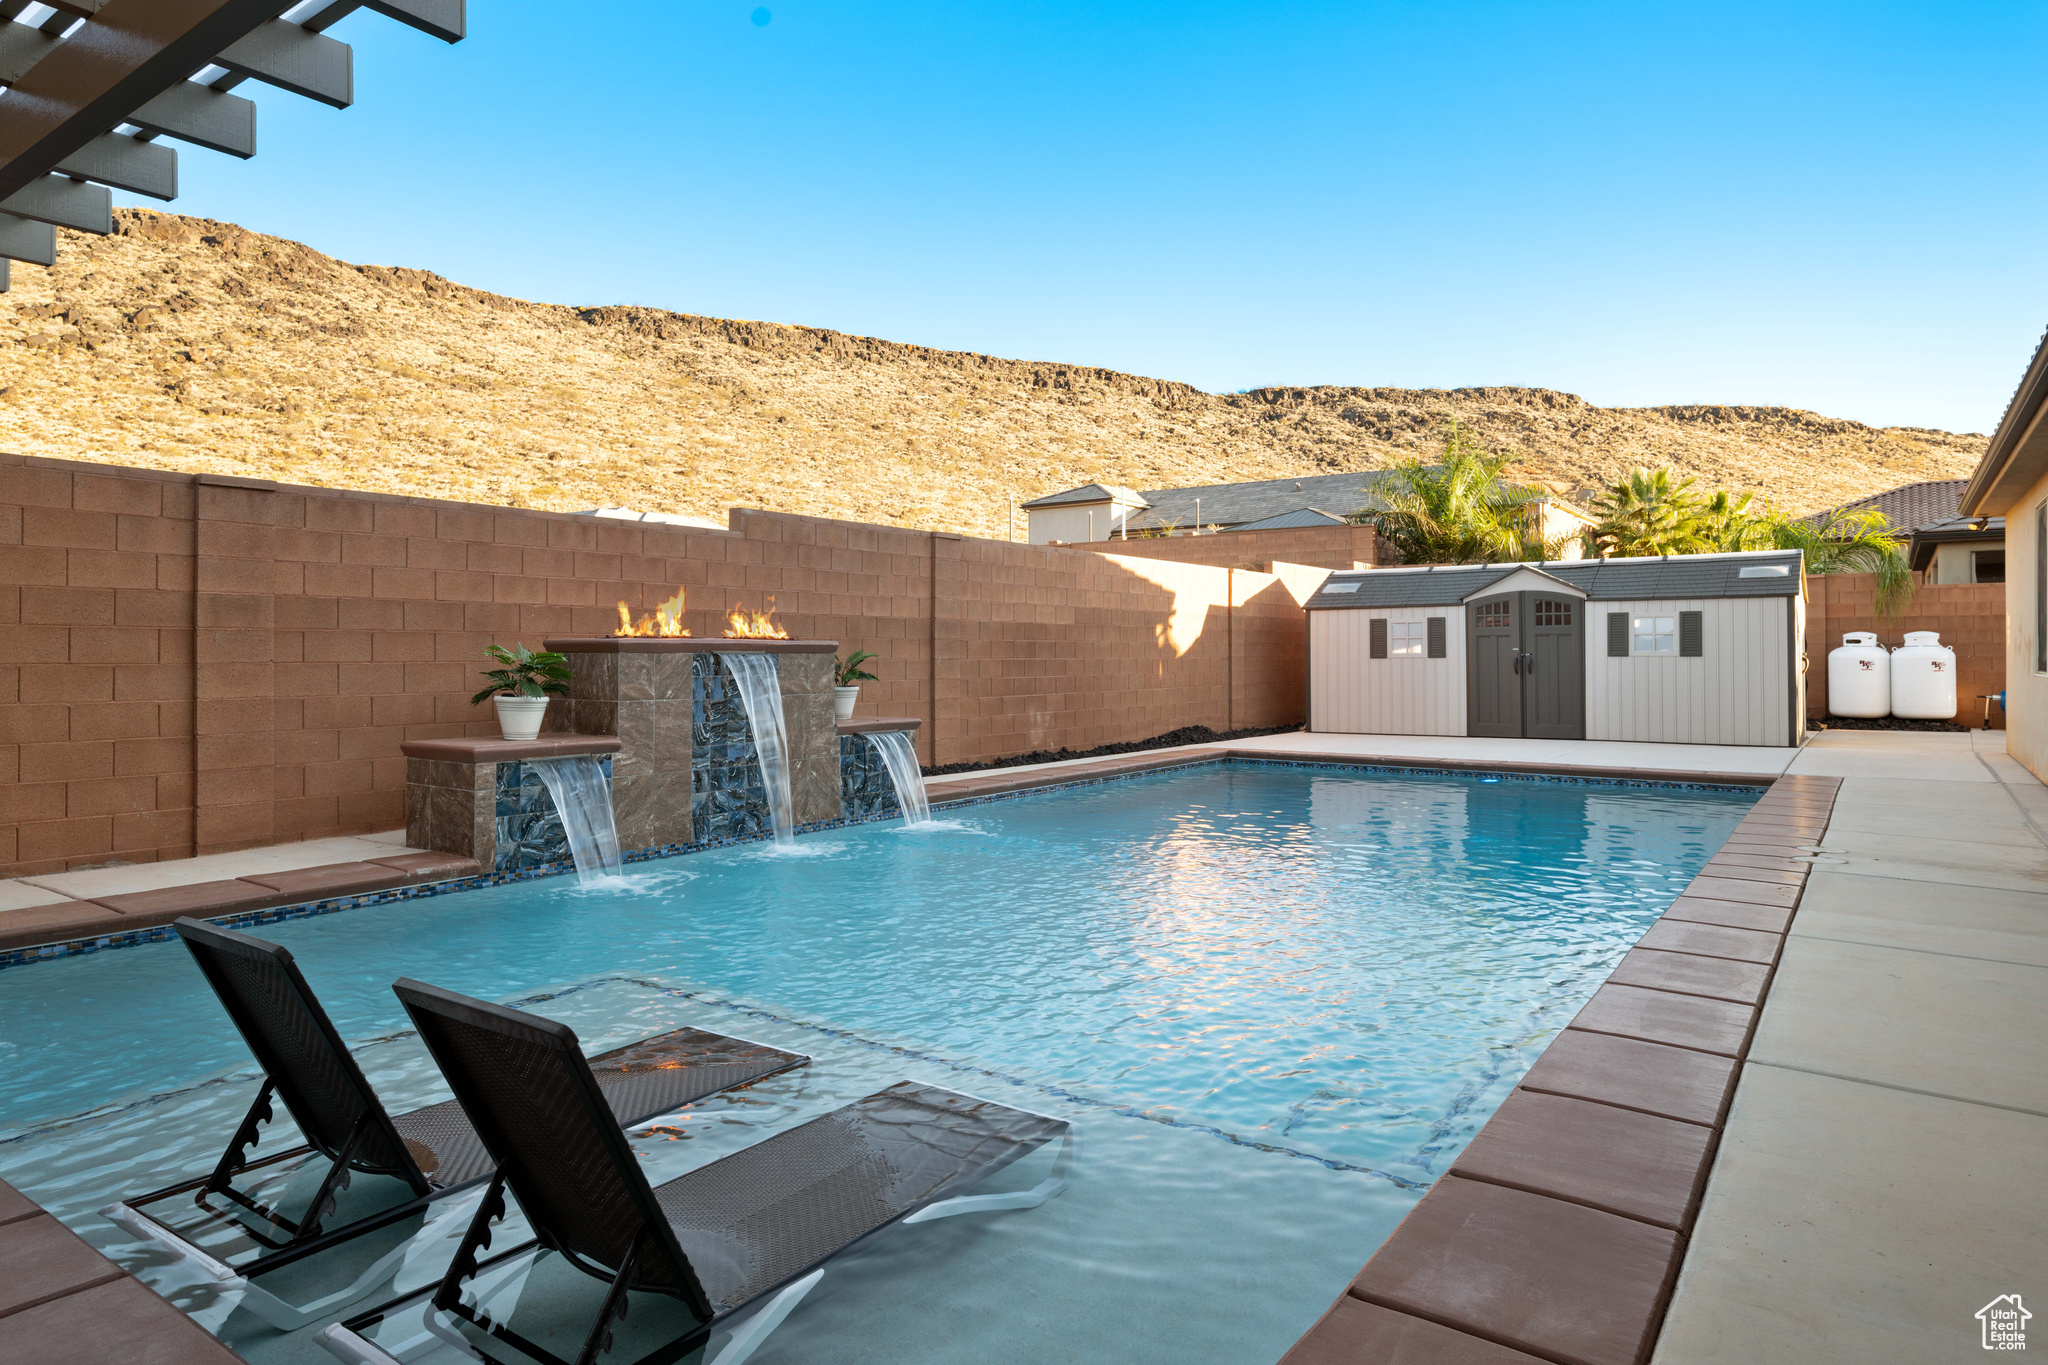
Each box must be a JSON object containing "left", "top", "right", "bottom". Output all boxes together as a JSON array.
[
  {"left": 615, "top": 588, "right": 688, "bottom": 637},
  {"left": 725, "top": 598, "right": 789, "bottom": 639}
]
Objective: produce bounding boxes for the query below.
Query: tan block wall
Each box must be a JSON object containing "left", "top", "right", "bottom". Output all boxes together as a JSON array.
[
  {"left": 0, "top": 454, "right": 1326, "bottom": 875},
  {"left": 1802, "top": 572, "right": 2006, "bottom": 727},
  {"left": 1063, "top": 522, "right": 1378, "bottom": 572}
]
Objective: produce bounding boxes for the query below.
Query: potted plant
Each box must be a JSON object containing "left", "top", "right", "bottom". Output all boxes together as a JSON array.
[
  {"left": 472, "top": 643, "right": 571, "bottom": 741},
  {"left": 834, "top": 650, "right": 877, "bottom": 721}
]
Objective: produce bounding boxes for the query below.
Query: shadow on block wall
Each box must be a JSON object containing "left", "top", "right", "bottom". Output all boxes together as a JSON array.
[{"left": 0, "top": 454, "right": 1329, "bottom": 876}]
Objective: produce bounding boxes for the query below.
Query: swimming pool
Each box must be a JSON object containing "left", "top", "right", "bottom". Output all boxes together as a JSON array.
[{"left": 0, "top": 761, "right": 1753, "bottom": 1364}]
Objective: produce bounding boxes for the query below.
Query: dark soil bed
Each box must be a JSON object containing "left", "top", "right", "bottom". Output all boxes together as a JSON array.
[
  {"left": 1816, "top": 715, "right": 1973, "bottom": 734},
  {"left": 922, "top": 723, "right": 1303, "bottom": 777}
]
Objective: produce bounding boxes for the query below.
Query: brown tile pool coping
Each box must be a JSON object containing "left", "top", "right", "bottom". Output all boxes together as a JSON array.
[
  {"left": 0, "top": 1176, "right": 244, "bottom": 1362},
  {"left": 0, "top": 852, "right": 483, "bottom": 954},
  {"left": 1279, "top": 772, "right": 1842, "bottom": 1365}
]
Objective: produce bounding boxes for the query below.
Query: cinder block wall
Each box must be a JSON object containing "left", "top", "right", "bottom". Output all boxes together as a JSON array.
[
  {"left": 0, "top": 454, "right": 1326, "bottom": 875},
  {"left": 1802, "top": 572, "right": 2006, "bottom": 726},
  {"left": 1063, "top": 522, "right": 1377, "bottom": 572}
]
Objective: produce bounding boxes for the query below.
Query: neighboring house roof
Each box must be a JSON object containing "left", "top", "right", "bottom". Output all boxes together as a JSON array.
[
  {"left": 1126, "top": 470, "right": 1405, "bottom": 530},
  {"left": 1019, "top": 484, "right": 1149, "bottom": 510},
  {"left": 1227, "top": 508, "right": 1353, "bottom": 532},
  {"left": 1810, "top": 478, "right": 1970, "bottom": 534},
  {"left": 1906, "top": 514, "right": 2007, "bottom": 571},
  {"left": 1305, "top": 550, "right": 1807, "bottom": 610}
]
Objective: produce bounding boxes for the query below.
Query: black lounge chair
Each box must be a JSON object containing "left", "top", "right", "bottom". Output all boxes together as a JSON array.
[
  {"left": 104, "top": 919, "right": 807, "bottom": 1330},
  {"left": 319, "top": 978, "right": 1074, "bottom": 1365}
]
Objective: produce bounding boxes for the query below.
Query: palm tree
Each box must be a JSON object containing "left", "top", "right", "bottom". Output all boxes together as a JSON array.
[
  {"left": 1355, "top": 422, "right": 1577, "bottom": 564},
  {"left": 1588, "top": 468, "right": 1713, "bottom": 557},
  {"left": 1731, "top": 505, "right": 1913, "bottom": 619}
]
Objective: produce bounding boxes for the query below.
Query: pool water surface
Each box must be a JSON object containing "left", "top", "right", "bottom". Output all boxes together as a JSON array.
[{"left": 0, "top": 763, "right": 1753, "bottom": 1364}]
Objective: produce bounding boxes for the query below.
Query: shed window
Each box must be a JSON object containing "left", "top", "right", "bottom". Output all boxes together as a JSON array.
[
  {"left": 1389, "top": 621, "right": 1425, "bottom": 657},
  {"left": 1633, "top": 616, "right": 1676, "bottom": 655},
  {"left": 1535, "top": 599, "right": 1572, "bottom": 626},
  {"left": 1474, "top": 601, "right": 1510, "bottom": 628}
]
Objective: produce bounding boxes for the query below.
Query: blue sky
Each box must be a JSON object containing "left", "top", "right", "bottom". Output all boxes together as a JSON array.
[{"left": 144, "top": 1, "right": 2046, "bottom": 434}]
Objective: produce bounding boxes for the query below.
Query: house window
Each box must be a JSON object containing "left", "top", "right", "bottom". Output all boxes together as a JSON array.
[
  {"left": 1633, "top": 615, "right": 1676, "bottom": 655},
  {"left": 1389, "top": 621, "right": 1425, "bottom": 657},
  {"left": 1974, "top": 550, "right": 2006, "bottom": 584}
]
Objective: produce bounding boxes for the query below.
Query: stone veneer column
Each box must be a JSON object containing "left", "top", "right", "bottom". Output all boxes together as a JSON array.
[
  {"left": 779, "top": 651, "right": 840, "bottom": 827},
  {"left": 556, "top": 645, "right": 694, "bottom": 852}
]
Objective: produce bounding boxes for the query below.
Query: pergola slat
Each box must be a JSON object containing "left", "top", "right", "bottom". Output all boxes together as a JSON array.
[
  {"left": 0, "top": 209, "right": 55, "bottom": 265},
  {"left": 55, "top": 130, "right": 175, "bottom": 199},
  {"left": 127, "top": 80, "right": 258, "bottom": 158},
  {"left": 216, "top": 19, "right": 351, "bottom": 108},
  {"left": 0, "top": 171, "right": 110, "bottom": 232}
]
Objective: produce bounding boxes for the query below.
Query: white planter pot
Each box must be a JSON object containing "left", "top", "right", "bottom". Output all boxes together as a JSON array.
[
  {"left": 494, "top": 695, "right": 550, "bottom": 741},
  {"left": 834, "top": 685, "right": 860, "bottom": 721}
]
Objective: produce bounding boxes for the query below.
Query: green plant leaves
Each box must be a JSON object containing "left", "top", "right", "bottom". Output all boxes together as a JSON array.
[{"left": 474, "top": 642, "right": 573, "bottom": 704}]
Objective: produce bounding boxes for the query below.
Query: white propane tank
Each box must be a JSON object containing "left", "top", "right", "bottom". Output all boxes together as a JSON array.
[
  {"left": 1827, "top": 631, "right": 1891, "bottom": 718},
  {"left": 1891, "top": 630, "right": 1957, "bottom": 719}
]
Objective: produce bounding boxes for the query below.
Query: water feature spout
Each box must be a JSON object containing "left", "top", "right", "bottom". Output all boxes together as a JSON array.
[
  {"left": 865, "top": 729, "right": 933, "bottom": 827},
  {"left": 721, "top": 652, "right": 795, "bottom": 844},
  {"left": 528, "top": 756, "right": 624, "bottom": 882}
]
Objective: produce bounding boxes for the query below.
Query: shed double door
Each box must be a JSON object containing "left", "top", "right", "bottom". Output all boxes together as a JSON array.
[{"left": 1466, "top": 592, "right": 1585, "bottom": 739}]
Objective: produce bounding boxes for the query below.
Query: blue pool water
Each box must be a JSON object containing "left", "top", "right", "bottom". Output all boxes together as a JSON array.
[{"left": 0, "top": 763, "right": 1752, "bottom": 1364}]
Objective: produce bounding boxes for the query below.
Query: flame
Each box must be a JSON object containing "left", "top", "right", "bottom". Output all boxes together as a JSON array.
[
  {"left": 614, "top": 587, "right": 689, "bottom": 637},
  {"left": 724, "top": 597, "right": 788, "bottom": 639}
]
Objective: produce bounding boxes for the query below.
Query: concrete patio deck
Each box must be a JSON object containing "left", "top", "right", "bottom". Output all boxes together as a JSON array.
[{"left": 1653, "top": 727, "right": 2048, "bottom": 1363}]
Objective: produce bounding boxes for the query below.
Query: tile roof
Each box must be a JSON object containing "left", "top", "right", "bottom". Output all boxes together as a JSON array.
[
  {"left": 1809, "top": 479, "right": 1968, "bottom": 534},
  {"left": 1306, "top": 550, "right": 1807, "bottom": 610},
  {"left": 1127, "top": 470, "right": 1409, "bottom": 529}
]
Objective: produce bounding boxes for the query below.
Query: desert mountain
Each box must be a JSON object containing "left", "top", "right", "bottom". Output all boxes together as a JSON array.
[{"left": 0, "top": 209, "right": 1986, "bottom": 537}]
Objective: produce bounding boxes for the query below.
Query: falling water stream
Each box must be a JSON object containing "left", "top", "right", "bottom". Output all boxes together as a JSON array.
[
  {"left": 721, "top": 651, "right": 796, "bottom": 844},
  {"left": 528, "top": 755, "right": 624, "bottom": 882},
  {"left": 865, "top": 729, "right": 933, "bottom": 826}
]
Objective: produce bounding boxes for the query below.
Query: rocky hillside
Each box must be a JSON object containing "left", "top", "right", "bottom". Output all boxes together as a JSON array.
[{"left": 0, "top": 209, "right": 1986, "bottom": 536}]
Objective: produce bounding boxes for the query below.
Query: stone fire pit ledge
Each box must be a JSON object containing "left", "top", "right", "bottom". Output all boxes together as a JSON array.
[
  {"left": 399, "top": 735, "right": 624, "bottom": 763},
  {"left": 543, "top": 637, "right": 839, "bottom": 654}
]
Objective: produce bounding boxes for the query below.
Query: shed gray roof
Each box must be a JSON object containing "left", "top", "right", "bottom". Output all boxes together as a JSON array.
[
  {"left": 1229, "top": 507, "right": 1351, "bottom": 532},
  {"left": 1305, "top": 550, "right": 1806, "bottom": 610}
]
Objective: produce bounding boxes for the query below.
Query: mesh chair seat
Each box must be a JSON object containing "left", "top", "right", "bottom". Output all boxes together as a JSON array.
[
  {"left": 653, "top": 1082, "right": 1069, "bottom": 1310},
  {"left": 391, "top": 1028, "right": 808, "bottom": 1190}
]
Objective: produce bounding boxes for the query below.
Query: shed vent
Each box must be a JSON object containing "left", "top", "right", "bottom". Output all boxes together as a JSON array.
[
  {"left": 1679, "top": 611, "right": 1704, "bottom": 657},
  {"left": 1426, "top": 617, "right": 1446, "bottom": 658},
  {"left": 1369, "top": 619, "right": 1388, "bottom": 659}
]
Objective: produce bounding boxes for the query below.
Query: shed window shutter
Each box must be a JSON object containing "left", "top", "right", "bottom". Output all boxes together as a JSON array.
[
  {"left": 1679, "top": 610, "right": 1704, "bottom": 657},
  {"left": 1369, "top": 618, "right": 1388, "bottom": 659},
  {"left": 1606, "top": 612, "right": 1629, "bottom": 657},
  {"left": 1426, "top": 617, "right": 1446, "bottom": 658}
]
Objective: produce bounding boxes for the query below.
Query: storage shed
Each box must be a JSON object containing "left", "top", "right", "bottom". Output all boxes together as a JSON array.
[{"left": 1306, "top": 550, "right": 1808, "bottom": 747}]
